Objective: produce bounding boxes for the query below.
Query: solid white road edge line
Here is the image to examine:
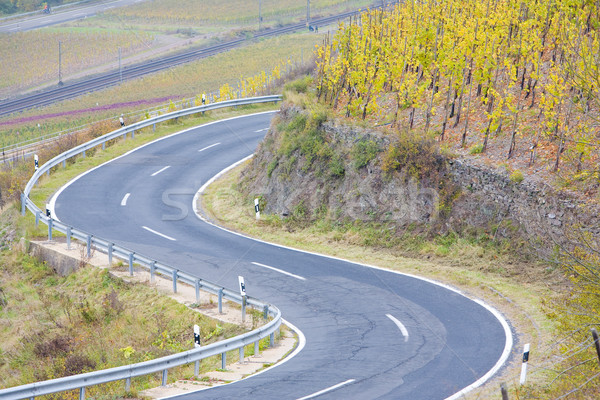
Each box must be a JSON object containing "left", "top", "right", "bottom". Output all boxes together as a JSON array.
[
  {"left": 251, "top": 261, "right": 307, "bottom": 281},
  {"left": 158, "top": 318, "right": 307, "bottom": 399},
  {"left": 151, "top": 166, "right": 170, "bottom": 176},
  {"left": 192, "top": 157, "right": 514, "bottom": 400},
  {"left": 120, "top": 193, "right": 130, "bottom": 206},
  {"left": 386, "top": 314, "right": 409, "bottom": 342},
  {"left": 198, "top": 142, "right": 221, "bottom": 152},
  {"left": 254, "top": 127, "right": 269, "bottom": 132},
  {"left": 296, "top": 379, "right": 356, "bottom": 400},
  {"left": 47, "top": 110, "right": 278, "bottom": 221},
  {"left": 142, "top": 226, "right": 176, "bottom": 241}
]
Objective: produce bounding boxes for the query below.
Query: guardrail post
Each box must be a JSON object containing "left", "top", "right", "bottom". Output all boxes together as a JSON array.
[
  {"left": 63, "top": 160, "right": 66, "bottom": 168},
  {"left": 161, "top": 369, "right": 168, "bottom": 386},
  {"left": 150, "top": 261, "right": 156, "bottom": 283},
  {"left": 86, "top": 235, "right": 92, "bottom": 258},
  {"left": 241, "top": 295, "right": 246, "bottom": 323},
  {"left": 108, "top": 243, "right": 113, "bottom": 265},
  {"left": 66, "top": 227, "right": 71, "bottom": 250},
  {"left": 221, "top": 352, "right": 226, "bottom": 370},
  {"left": 128, "top": 253, "right": 134, "bottom": 276},
  {"left": 153, "top": 123, "right": 156, "bottom": 132},
  {"left": 47, "top": 169, "right": 50, "bottom": 177},
  {"left": 218, "top": 289, "right": 223, "bottom": 314},
  {"left": 195, "top": 279, "right": 200, "bottom": 303},
  {"left": 270, "top": 332, "right": 274, "bottom": 348},
  {"left": 239, "top": 346, "right": 244, "bottom": 364},
  {"left": 20, "top": 193, "right": 25, "bottom": 216},
  {"left": 131, "top": 130, "right": 135, "bottom": 139},
  {"left": 82, "top": 150, "right": 86, "bottom": 159},
  {"left": 194, "top": 360, "right": 200, "bottom": 377},
  {"left": 263, "top": 305, "right": 269, "bottom": 321},
  {"left": 48, "top": 219, "right": 53, "bottom": 241},
  {"left": 35, "top": 211, "right": 40, "bottom": 227},
  {"left": 79, "top": 387, "right": 85, "bottom": 400},
  {"left": 102, "top": 142, "right": 106, "bottom": 151},
  {"left": 125, "top": 377, "right": 131, "bottom": 392},
  {"left": 123, "top": 132, "right": 127, "bottom": 140},
  {"left": 172, "top": 269, "right": 178, "bottom": 293},
  {"left": 254, "top": 340, "right": 260, "bottom": 357}
]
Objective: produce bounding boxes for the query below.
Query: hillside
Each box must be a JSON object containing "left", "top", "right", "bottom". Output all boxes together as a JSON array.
[
  {"left": 315, "top": 0, "right": 600, "bottom": 198},
  {"left": 231, "top": 0, "right": 600, "bottom": 398}
]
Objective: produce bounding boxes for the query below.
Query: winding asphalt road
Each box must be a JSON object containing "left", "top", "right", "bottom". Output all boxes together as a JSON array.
[{"left": 51, "top": 112, "right": 513, "bottom": 399}]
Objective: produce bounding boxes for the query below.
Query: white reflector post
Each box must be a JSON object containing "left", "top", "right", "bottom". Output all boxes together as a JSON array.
[
  {"left": 254, "top": 198, "right": 260, "bottom": 220},
  {"left": 520, "top": 343, "right": 530, "bottom": 385},
  {"left": 193, "top": 324, "right": 201, "bottom": 348}
]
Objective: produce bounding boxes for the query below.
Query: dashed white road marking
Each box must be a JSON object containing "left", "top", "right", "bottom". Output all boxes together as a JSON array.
[
  {"left": 142, "top": 226, "right": 176, "bottom": 241},
  {"left": 151, "top": 166, "right": 170, "bottom": 176},
  {"left": 198, "top": 142, "right": 220, "bottom": 152},
  {"left": 386, "top": 313, "right": 409, "bottom": 342},
  {"left": 120, "top": 193, "right": 130, "bottom": 206},
  {"left": 296, "top": 379, "right": 356, "bottom": 400},
  {"left": 251, "top": 262, "right": 306, "bottom": 281}
]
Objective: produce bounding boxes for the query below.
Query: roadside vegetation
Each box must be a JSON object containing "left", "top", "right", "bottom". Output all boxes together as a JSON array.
[{"left": 0, "top": 103, "right": 280, "bottom": 396}]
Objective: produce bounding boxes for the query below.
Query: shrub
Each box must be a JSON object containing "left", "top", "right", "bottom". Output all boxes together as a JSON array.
[
  {"left": 510, "top": 169, "right": 524, "bottom": 183},
  {"left": 469, "top": 143, "right": 484, "bottom": 155},
  {"left": 351, "top": 139, "right": 380, "bottom": 169},
  {"left": 284, "top": 76, "right": 312, "bottom": 94}
]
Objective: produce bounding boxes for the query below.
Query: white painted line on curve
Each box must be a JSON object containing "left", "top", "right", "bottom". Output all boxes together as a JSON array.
[
  {"left": 120, "top": 193, "right": 130, "bottom": 206},
  {"left": 386, "top": 313, "right": 409, "bottom": 342},
  {"left": 296, "top": 379, "right": 356, "bottom": 400},
  {"left": 254, "top": 127, "right": 269, "bottom": 132},
  {"left": 151, "top": 166, "right": 170, "bottom": 176},
  {"left": 198, "top": 142, "right": 220, "bottom": 152},
  {"left": 251, "top": 262, "right": 306, "bottom": 281},
  {"left": 142, "top": 226, "right": 176, "bottom": 241}
]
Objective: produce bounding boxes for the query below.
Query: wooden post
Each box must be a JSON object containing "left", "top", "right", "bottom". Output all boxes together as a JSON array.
[
  {"left": 592, "top": 329, "right": 600, "bottom": 367},
  {"left": 501, "top": 383, "right": 509, "bottom": 400}
]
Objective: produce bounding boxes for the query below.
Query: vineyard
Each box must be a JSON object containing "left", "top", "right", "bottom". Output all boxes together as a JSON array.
[{"left": 315, "top": 0, "right": 600, "bottom": 195}]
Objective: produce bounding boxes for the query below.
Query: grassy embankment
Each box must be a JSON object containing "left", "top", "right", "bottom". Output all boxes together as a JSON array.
[{"left": 0, "top": 102, "right": 279, "bottom": 397}]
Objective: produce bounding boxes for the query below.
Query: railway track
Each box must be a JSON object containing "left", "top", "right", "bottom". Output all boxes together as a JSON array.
[{"left": 0, "top": 9, "right": 362, "bottom": 118}]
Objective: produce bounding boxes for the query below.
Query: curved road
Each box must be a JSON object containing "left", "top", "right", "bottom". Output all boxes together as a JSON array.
[{"left": 51, "top": 112, "right": 512, "bottom": 399}]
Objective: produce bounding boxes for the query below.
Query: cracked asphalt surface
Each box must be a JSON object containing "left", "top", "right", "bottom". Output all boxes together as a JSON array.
[{"left": 52, "top": 112, "right": 511, "bottom": 399}]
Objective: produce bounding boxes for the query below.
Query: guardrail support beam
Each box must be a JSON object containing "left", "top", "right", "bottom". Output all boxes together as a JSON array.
[
  {"left": 108, "top": 243, "right": 113, "bottom": 265},
  {"left": 221, "top": 352, "right": 226, "bottom": 370},
  {"left": 270, "top": 332, "right": 274, "bottom": 348},
  {"left": 131, "top": 130, "right": 135, "bottom": 139},
  {"left": 263, "top": 305, "right": 269, "bottom": 321},
  {"left": 254, "top": 341, "right": 260, "bottom": 357},
  {"left": 195, "top": 279, "right": 200, "bottom": 303},
  {"left": 102, "top": 142, "right": 106, "bottom": 151},
  {"left": 172, "top": 270, "right": 178, "bottom": 293},
  {"left": 194, "top": 360, "right": 200, "bottom": 377},
  {"left": 128, "top": 253, "right": 134, "bottom": 276},
  {"left": 48, "top": 219, "right": 53, "bottom": 241},
  {"left": 161, "top": 369, "right": 168, "bottom": 386},
  {"left": 125, "top": 377, "right": 131, "bottom": 392},
  {"left": 150, "top": 261, "right": 156, "bottom": 283},
  {"left": 35, "top": 211, "right": 40, "bottom": 227},
  {"left": 79, "top": 387, "right": 85, "bottom": 400},
  {"left": 218, "top": 289, "right": 223, "bottom": 314},
  {"left": 239, "top": 346, "right": 244, "bottom": 364},
  {"left": 67, "top": 227, "right": 71, "bottom": 250},
  {"left": 86, "top": 235, "right": 92, "bottom": 258},
  {"left": 63, "top": 160, "right": 66, "bottom": 168}
]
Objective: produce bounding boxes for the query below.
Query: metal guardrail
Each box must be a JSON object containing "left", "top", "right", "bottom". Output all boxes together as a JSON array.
[{"left": 1, "top": 96, "right": 283, "bottom": 400}]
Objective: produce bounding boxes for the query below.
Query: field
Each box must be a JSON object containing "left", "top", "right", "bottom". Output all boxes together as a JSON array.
[{"left": 0, "top": 31, "right": 320, "bottom": 150}]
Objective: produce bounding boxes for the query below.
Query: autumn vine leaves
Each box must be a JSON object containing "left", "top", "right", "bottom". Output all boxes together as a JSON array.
[{"left": 316, "top": 0, "right": 600, "bottom": 177}]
